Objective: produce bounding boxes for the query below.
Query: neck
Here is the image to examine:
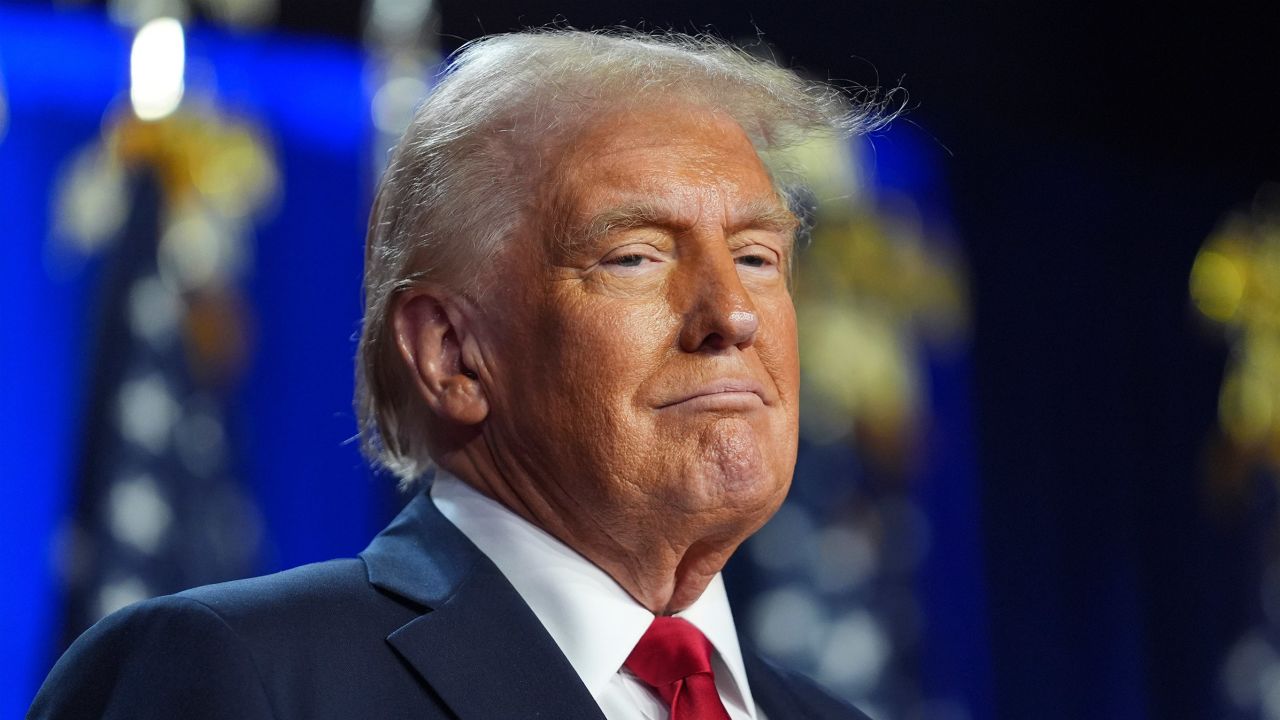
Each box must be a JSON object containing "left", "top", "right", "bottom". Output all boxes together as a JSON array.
[{"left": 437, "top": 447, "right": 745, "bottom": 615}]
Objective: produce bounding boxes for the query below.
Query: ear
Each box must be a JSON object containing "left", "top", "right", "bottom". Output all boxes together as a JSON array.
[{"left": 391, "top": 288, "right": 489, "bottom": 426}]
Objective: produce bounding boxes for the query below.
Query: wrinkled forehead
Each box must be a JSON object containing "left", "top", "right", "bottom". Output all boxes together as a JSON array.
[{"left": 535, "top": 105, "right": 795, "bottom": 243}]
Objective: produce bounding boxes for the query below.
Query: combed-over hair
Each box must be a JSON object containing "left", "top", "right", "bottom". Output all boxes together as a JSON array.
[{"left": 356, "top": 28, "right": 898, "bottom": 485}]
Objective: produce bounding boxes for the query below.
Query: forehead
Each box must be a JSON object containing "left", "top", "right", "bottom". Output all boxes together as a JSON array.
[{"left": 545, "top": 106, "right": 785, "bottom": 229}]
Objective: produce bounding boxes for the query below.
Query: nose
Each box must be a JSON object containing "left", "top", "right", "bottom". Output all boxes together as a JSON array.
[{"left": 677, "top": 250, "right": 760, "bottom": 353}]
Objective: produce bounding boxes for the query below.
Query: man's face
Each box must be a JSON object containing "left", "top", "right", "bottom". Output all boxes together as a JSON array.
[{"left": 475, "top": 105, "right": 800, "bottom": 551}]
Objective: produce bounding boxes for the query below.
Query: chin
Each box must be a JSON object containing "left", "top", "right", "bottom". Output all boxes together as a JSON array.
[{"left": 688, "top": 418, "right": 792, "bottom": 511}]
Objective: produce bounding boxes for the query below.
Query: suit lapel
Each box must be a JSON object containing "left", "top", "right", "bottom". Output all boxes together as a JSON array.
[
  {"left": 741, "top": 648, "right": 795, "bottom": 718},
  {"left": 387, "top": 561, "right": 607, "bottom": 719},
  {"left": 742, "top": 645, "right": 873, "bottom": 720},
  {"left": 360, "top": 491, "right": 605, "bottom": 720}
]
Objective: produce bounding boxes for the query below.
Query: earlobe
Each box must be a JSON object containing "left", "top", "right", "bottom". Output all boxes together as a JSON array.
[
  {"left": 392, "top": 289, "right": 490, "bottom": 426},
  {"left": 436, "top": 374, "right": 489, "bottom": 425}
]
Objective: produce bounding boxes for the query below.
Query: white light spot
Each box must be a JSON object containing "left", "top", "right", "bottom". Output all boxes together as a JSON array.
[
  {"left": 55, "top": 147, "right": 129, "bottom": 253},
  {"left": 158, "top": 207, "right": 243, "bottom": 290},
  {"left": 128, "top": 275, "right": 181, "bottom": 346},
  {"left": 130, "top": 18, "right": 185, "bottom": 121},
  {"left": 1223, "top": 631, "right": 1276, "bottom": 708},
  {"left": 108, "top": 473, "right": 172, "bottom": 554},
  {"left": 96, "top": 577, "right": 150, "bottom": 620},
  {"left": 117, "top": 374, "right": 179, "bottom": 454},
  {"left": 816, "top": 610, "right": 890, "bottom": 694},
  {"left": 751, "top": 586, "right": 825, "bottom": 659},
  {"left": 368, "top": 0, "right": 433, "bottom": 33},
  {"left": 110, "top": 0, "right": 190, "bottom": 28},
  {"left": 811, "top": 524, "right": 877, "bottom": 593},
  {"left": 371, "top": 74, "right": 430, "bottom": 136}
]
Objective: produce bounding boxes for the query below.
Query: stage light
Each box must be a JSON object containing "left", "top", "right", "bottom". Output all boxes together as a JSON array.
[{"left": 130, "top": 18, "right": 185, "bottom": 121}]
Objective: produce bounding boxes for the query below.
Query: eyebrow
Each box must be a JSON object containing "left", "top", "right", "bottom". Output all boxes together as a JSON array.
[{"left": 565, "top": 197, "right": 800, "bottom": 254}]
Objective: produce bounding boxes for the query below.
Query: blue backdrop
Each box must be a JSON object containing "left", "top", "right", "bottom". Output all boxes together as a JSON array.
[{"left": 0, "top": 7, "right": 390, "bottom": 714}]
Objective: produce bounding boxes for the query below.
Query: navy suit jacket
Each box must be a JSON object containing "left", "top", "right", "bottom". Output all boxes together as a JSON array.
[{"left": 30, "top": 491, "right": 870, "bottom": 719}]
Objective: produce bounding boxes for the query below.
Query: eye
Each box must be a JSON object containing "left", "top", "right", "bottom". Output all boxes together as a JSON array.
[
  {"left": 598, "top": 248, "right": 664, "bottom": 277},
  {"left": 734, "top": 246, "right": 781, "bottom": 273},
  {"left": 609, "top": 254, "right": 648, "bottom": 268}
]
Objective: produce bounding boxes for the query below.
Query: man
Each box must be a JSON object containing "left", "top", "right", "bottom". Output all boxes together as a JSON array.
[{"left": 32, "top": 29, "right": 887, "bottom": 719}]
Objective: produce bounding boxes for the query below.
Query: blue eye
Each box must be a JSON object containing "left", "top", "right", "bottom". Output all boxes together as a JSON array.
[
  {"left": 610, "top": 254, "right": 647, "bottom": 267},
  {"left": 736, "top": 255, "right": 768, "bottom": 268}
]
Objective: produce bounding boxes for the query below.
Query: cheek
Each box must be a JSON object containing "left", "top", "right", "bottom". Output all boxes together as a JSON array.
[
  {"left": 547, "top": 298, "right": 673, "bottom": 394},
  {"left": 524, "top": 298, "right": 673, "bottom": 482},
  {"left": 759, "top": 296, "right": 800, "bottom": 389}
]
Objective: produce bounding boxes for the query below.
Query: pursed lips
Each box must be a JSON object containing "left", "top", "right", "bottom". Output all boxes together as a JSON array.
[{"left": 656, "top": 378, "right": 769, "bottom": 410}]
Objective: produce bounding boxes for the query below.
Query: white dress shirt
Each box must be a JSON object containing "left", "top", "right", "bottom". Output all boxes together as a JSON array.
[{"left": 430, "top": 472, "right": 763, "bottom": 720}]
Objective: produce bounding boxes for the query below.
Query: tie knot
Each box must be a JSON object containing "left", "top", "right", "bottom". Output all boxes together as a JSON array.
[{"left": 624, "top": 616, "right": 716, "bottom": 689}]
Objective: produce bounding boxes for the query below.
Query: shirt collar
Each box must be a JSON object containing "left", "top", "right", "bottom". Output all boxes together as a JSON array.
[{"left": 430, "top": 472, "right": 757, "bottom": 717}]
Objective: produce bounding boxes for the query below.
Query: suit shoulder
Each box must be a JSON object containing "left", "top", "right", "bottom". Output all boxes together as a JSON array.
[
  {"left": 33, "top": 559, "right": 422, "bottom": 719},
  {"left": 174, "top": 557, "right": 418, "bottom": 650},
  {"left": 30, "top": 595, "right": 275, "bottom": 719},
  {"left": 176, "top": 557, "right": 371, "bottom": 614}
]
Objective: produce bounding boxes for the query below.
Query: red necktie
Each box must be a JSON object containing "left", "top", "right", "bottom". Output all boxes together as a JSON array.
[{"left": 624, "top": 616, "right": 732, "bottom": 720}]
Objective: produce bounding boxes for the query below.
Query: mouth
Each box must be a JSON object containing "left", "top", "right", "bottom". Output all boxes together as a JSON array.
[{"left": 656, "top": 379, "right": 768, "bottom": 411}]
